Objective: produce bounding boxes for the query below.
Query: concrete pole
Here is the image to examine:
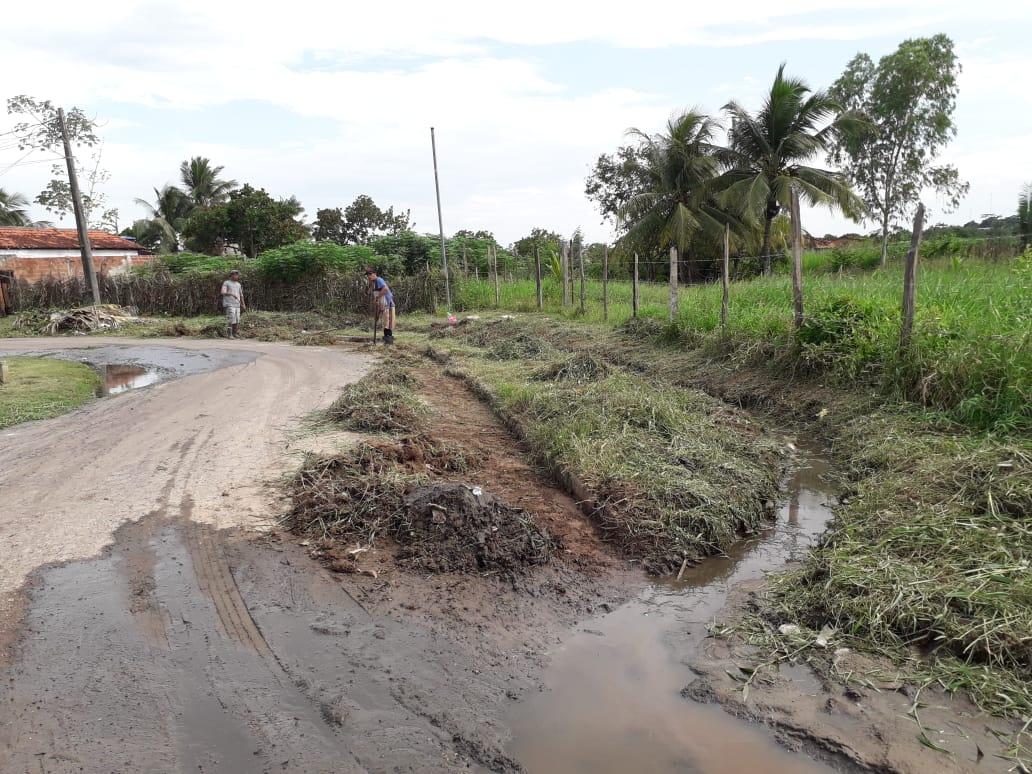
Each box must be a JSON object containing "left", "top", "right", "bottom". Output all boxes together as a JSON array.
[
  {"left": 58, "top": 108, "right": 100, "bottom": 304},
  {"left": 430, "top": 127, "right": 450, "bottom": 308}
]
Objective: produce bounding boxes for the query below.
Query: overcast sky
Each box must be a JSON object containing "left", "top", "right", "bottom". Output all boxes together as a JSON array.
[{"left": 1, "top": 0, "right": 1029, "bottom": 246}]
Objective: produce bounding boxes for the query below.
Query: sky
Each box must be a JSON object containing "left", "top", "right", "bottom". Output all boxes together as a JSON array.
[{"left": 1, "top": 0, "right": 1030, "bottom": 246}]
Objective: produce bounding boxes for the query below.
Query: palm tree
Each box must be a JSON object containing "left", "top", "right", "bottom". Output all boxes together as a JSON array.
[
  {"left": 719, "top": 64, "right": 862, "bottom": 274},
  {"left": 179, "top": 157, "right": 237, "bottom": 209},
  {"left": 120, "top": 219, "right": 164, "bottom": 251},
  {"left": 134, "top": 185, "right": 192, "bottom": 252},
  {"left": 618, "top": 110, "right": 733, "bottom": 283},
  {"left": 0, "top": 188, "right": 49, "bottom": 227}
]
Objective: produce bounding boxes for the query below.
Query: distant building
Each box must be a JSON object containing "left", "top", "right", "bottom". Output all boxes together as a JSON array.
[{"left": 0, "top": 227, "right": 154, "bottom": 284}]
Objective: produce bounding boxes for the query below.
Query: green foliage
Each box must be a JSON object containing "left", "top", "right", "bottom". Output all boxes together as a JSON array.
[
  {"left": 452, "top": 257, "right": 1030, "bottom": 433},
  {"left": 619, "top": 110, "right": 726, "bottom": 261},
  {"left": 179, "top": 156, "right": 236, "bottom": 209},
  {"left": 155, "top": 251, "right": 236, "bottom": 275},
  {"left": 720, "top": 64, "right": 862, "bottom": 273},
  {"left": 0, "top": 188, "right": 42, "bottom": 227},
  {"left": 254, "top": 240, "right": 401, "bottom": 281},
  {"left": 181, "top": 184, "right": 307, "bottom": 258},
  {"left": 830, "top": 35, "right": 968, "bottom": 259},
  {"left": 313, "top": 195, "right": 412, "bottom": 246},
  {"left": 764, "top": 416, "right": 1031, "bottom": 721}
]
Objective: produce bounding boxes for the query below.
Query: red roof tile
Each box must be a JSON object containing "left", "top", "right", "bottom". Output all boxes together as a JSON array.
[{"left": 0, "top": 227, "right": 153, "bottom": 253}]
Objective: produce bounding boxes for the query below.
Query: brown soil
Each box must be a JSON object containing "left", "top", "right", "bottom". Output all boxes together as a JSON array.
[
  {"left": 414, "top": 366, "right": 617, "bottom": 571},
  {"left": 685, "top": 581, "right": 1024, "bottom": 774}
]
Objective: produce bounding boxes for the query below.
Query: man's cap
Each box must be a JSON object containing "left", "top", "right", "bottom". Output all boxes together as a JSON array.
[{"left": 229, "top": 269, "right": 241, "bottom": 275}]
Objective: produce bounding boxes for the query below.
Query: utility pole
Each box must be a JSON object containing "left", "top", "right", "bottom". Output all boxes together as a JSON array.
[
  {"left": 430, "top": 127, "right": 450, "bottom": 308},
  {"left": 58, "top": 108, "right": 100, "bottom": 304}
]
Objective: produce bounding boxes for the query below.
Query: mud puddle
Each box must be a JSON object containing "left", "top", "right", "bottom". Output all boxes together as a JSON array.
[
  {"left": 6, "top": 344, "right": 258, "bottom": 396},
  {"left": 505, "top": 447, "right": 841, "bottom": 773},
  {"left": 95, "top": 362, "right": 163, "bottom": 394}
]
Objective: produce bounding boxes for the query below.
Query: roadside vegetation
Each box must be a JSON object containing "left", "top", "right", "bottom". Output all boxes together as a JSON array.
[
  {"left": 426, "top": 318, "right": 785, "bottom": 573},
  {"left": 0, "top": 356, "right": 100, "bottom": 428},
  {"left": 420, "top": 311, "right": 1030, "bottom": 758},
  {"left": 451, "top": 254, "right": 1030, "bottom": 434}
]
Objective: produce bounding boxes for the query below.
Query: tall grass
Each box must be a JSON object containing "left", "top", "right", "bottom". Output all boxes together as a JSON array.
[{"left": 450, "top": 258, "right": 1030, "bottom": 433}]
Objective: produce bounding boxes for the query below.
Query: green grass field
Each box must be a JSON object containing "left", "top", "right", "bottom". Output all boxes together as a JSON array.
[
  {"left": 0, "top": 357, "right": 101, "bottom": 429},
  {"left": 449, "top": 256, "right": 1030, "bottom": 433}
]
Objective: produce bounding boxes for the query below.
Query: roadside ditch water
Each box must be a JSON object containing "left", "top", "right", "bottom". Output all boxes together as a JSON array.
[{"left": 505, "top": 445, "right": 840, "bottom": 773}]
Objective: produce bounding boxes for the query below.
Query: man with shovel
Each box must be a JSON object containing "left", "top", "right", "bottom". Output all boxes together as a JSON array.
[{"left": 364, "top": 267, "right": 395, "bottom": 344}]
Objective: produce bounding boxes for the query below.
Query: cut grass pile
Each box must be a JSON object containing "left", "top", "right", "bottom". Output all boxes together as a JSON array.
[
  {"left": 0, "top": 356, "right": 101, "bottom": 429},
  {"left": 754, "top": 417, "right": 1032, "bottom": 720},
  {"left": 1, "top": 309, "right": 366, "bottom": 345},
  {"left": 449, "top": 257, "right": 1030, "bottom": 433},
  {"left": 324, "top": 362, "right": 426, "bottom": 433},
  {"left": 432, "top": 318, "right": 785, "bottom": 572},
  {"left": 286, "top": 363, "right": 558, "bottom": 575}
]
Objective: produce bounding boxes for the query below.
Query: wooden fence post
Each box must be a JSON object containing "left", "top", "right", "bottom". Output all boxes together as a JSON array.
[
  {"left": 561, "top": 240, "right": 570, "bottom": 307},
  {"left": 492, "top": 244, "right": 501, "bottom": 307},
  {"left": 789, "top": 187, "right": 804, "bottom": 330},
  {"left": 632, "top": 252, "right": 639, "bottom": 318},
  {"left": 578, "top": 242, "right": 586, "bottom": 314},
  {"left": 668, "top": 245, "right": 678, "bottom": 321},
  {"left": 534, "top": 245, "right": 543, "bottom": 311},
  {"left": 900, "top": 202, "right": 926, "bottom": 351},
  {"left": 602, "top": 245, "right": 609, "bottom": 322},
  {"left": 721, "top": 224, "right": 730, "bottom": 329}
]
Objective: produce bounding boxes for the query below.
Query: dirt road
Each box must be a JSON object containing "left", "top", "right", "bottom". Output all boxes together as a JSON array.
[
  {"left": 0, "top": 337, "right": 369, "bottom": 651},
  {"left": 1, "top": 338, "right": 1008, "bottom": 773}
]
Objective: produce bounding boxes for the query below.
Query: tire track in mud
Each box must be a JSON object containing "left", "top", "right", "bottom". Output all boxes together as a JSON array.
[{"left": 184, "top": 514, "right": 274, "bottom": 657}]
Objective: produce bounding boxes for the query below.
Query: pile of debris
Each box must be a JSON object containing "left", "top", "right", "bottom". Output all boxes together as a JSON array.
[
  {"left": 15, "top": 305, "right": 140, "bottom": 335},
  {"left": 285, "top": 437, "right": 557, "bottom": 575}
]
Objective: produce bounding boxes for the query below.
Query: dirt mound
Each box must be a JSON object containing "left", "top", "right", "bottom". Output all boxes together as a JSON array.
[
  {"left": 398, "top": 483, "right": 557, "bottom": 573},
  {"left": 285, "top": 437, "right": 557, "bottom": 575}
]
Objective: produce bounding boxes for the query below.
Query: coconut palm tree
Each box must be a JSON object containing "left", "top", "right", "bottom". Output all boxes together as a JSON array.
[
  {"left": 179, "top": 156, "right": 237, "bottom": 209},
  {"left": 0, "top": 188, "right": 49, "bottom": 227},
  {"left": 618, "top": 109, "right": 738, "bottom": 283},
  {"left": 719, "top": 64, "right": 862, "bottom": 274},
  {"left": 134, "top": 185, "right": 192, "bottom": 252}
]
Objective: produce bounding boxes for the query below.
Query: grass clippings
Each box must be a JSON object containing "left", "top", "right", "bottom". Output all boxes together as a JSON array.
[
  {"left": 325, "top": 362, "right": 426, "bottom": 433},
  {"left": 433, "top": 317, "right": 785, "bottom": 573}
]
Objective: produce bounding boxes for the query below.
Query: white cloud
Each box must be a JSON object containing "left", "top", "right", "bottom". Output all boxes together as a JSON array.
[{"left": 2, "top": 0, "right": 1030, "bottom": 243}]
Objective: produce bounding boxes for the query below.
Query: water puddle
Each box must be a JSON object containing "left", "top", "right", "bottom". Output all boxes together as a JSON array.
[
  {"left": 96, "top": 363, "right": 163, "bottom": 395},
  {"left": 505, "top": 447, "right": 839, "bottom": 773}
]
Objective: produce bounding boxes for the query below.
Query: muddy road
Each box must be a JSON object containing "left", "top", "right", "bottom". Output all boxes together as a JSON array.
[
  {"left": 0, "top": 338, "right": 1006, "bottom": 773},
  {"left": 0, "top": 338, "right": 369, "bottom": 655}
]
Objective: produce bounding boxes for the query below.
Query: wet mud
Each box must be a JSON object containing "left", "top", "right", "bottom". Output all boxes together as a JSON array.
[{"left": 504, "top": 450, "right": 842, "bottom": 774}]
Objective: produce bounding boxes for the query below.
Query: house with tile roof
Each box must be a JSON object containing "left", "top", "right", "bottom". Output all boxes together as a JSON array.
[{"left": 0, "top": 227, "right": 154, "bottom": 285}]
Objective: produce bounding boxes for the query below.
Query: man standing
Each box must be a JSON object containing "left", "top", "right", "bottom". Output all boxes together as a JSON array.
[
  {"left": 364, "top": 267, "right": 395, "bottom": 344},
  {"left": 220, "top": 269, "right": 246, "bottom": 338}
]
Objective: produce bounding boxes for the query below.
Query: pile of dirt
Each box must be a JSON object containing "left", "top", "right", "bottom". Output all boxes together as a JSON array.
[
  {"left": 285, "top": 436, "right": 557, "bottom": 575},
  {"left": 15, "top": 305, "right": 140, "bottom": 335},
  {"left": 399, "top": 483, "right": 556, "bottom": 573}
]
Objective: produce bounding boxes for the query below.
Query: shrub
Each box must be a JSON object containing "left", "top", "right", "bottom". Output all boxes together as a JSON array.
[{"left": 255, "top": 241, "right": 403, "bottom": 281}]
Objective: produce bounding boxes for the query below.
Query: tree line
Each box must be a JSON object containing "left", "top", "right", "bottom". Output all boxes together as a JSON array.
[{"left": 585, "top": 34, "right": 970, "bottom": 279}]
